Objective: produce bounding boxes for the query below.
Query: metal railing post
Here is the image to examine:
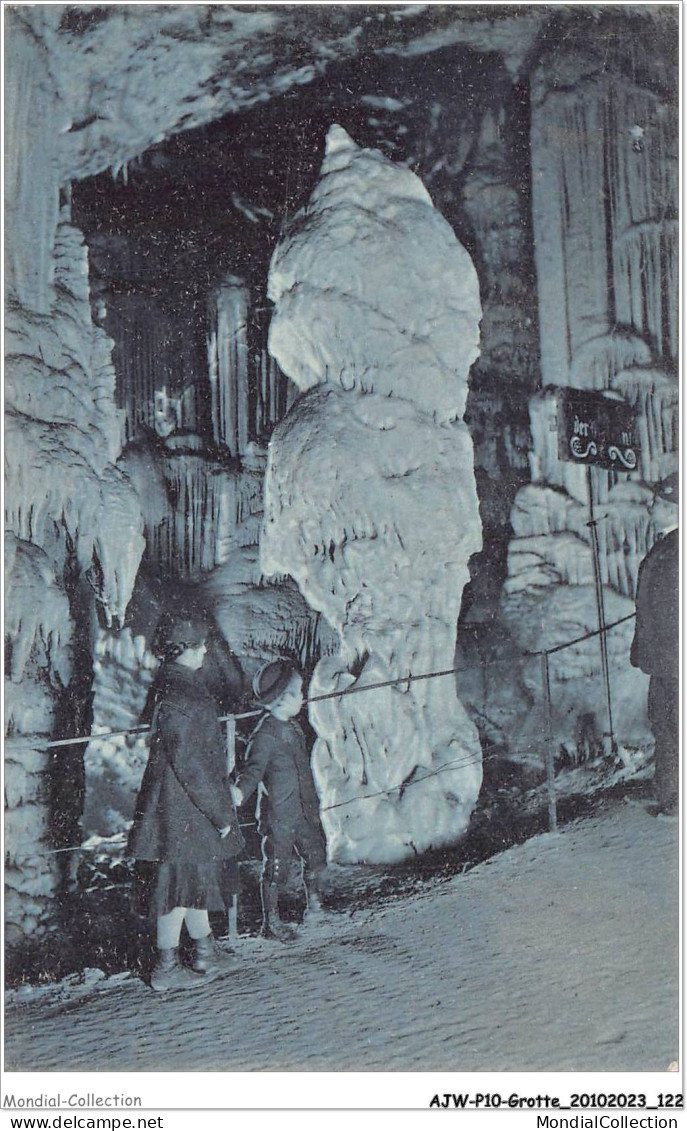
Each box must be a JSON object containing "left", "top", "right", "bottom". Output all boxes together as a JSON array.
[
  {"left": 541, "top": 651, "right": 558, "bottom": 833},
  {"left": 586, "top": 464, "right": 617, "bottom": 756},
  {"left": 225, "top": 716, "right": 238, "bottom": 938}
]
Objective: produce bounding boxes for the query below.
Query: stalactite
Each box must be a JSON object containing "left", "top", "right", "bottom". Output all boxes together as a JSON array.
[
  {"left": 595, "top": 481, "right": 654, "bottom": 599},
  {"left": 507, "top": 60, "right": 675, "bottom": 752},
  {"left": 568, "top": 332, "right": 652, "bottom": 392},
  {"left": 613, "top": 367, "right": 678, "bottom": 483},
  {"left": 558, "top": 92, "right": 609, "bottom": 356},
  {"left": 532, "top": 75, "right": 676, "bottom": 388},
  {"left": 249, "top": 347, "right": 291, "bottom": 433},
  {"left": 4, "top": 12, "right": 62, "bottom": 313},
  {"left": 510, "top": 484, "right": 586, "bottom": 540},
  {"left": 269, "top": 354, "right": 280, "bottom": 425},
  {"left": 207, "top": 279, "right": 250, "bottom": 458},
  {"left": 613, "top": 222, "right": 678, "bottom": 361},
  {"left": 93, "top": 468, "right": 146, "bottom": 627},
  {"left": 5, "top": 223, "right": 141, "bottom": 615},
  {"left": 257, "top": 348, "right": 267, "bottom": 436},
  {"left": 105, "top": 293, "right": 186, "bottom": 441},
  {"left": 229, "top": 586, "right": 331, "bottom": 673},
  {"left": 208, "top": 329, "right": 220, "bottom": 443},
  {"left": 145, "top": 456, "right": 239, "bottom": 580},
  {"left": 530, "top": 71, "right": 570, "bottom": 382}
]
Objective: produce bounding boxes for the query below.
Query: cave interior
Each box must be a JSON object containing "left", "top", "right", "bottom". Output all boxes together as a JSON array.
[{"left": 4, "top": 4, "right": 679, "bottom": 956}]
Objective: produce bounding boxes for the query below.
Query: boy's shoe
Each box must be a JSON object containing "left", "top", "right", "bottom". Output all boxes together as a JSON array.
[
  {"left": 150, "top": 948, "right": 204, "bottom": 993},
  {"left": 261, "top": 882, "right": 297, "bottom": 942},
  {"left": 191, "top": 934, "right": 240, "bottom": 977},
  {"left": 302, "top": 893, "right": 329, "bottom": 926},
  {"left": 263, "top": 919, "right": 297, "bottom": 943},
  {"left": 656, "top": 812, "right": 678, "bottom": 823}
]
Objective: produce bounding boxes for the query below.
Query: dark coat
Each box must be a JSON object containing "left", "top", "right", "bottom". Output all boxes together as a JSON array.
[
  {"left": 630, "top": 528, "right": 679, "bottom": 677},
  {"left": 128, "top": 663, "right": 244, "bottom": 863},
  {"left": 236, "top": 713, "right": 321, "bottom": 833}
]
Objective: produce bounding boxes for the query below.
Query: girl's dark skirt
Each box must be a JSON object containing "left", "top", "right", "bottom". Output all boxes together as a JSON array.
[{"left": 133, "top": 859, "right": 239, "bottom": 917}]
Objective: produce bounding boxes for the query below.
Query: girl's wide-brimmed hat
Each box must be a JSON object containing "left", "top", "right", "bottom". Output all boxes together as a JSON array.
[
  {"left": 157, "top": 616, "right": 209, "bottom": 658},
  {"left": 252, "top": 659, "right": 298, "bottom": 705}
]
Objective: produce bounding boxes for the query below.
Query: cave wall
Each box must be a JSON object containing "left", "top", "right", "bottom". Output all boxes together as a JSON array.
[
  {"left": 2, "top": 7, "right": 346, "bottom": 924},
  {"left": 501, "top": 20, "right": 678, "bottom": 757},
  {"left": 4, "top": 12, "right": 146, "bottom": 942},
  {"left": 71, "top": 35, "right": 543, "bottom": 849},
  {"left": 4, "top": 4, "right": 678, "bottom": 937}
]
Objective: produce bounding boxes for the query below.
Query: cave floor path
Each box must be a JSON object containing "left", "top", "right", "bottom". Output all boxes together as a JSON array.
[{"left": 4, "top": 798, "right": 678, "bottom": 1073}]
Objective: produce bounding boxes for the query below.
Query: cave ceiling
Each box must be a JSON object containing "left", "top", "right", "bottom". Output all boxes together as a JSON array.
[
  {"left": 15, "top": 4, "right": 678, "bottom": 300},
  {"left": 53, "top": 3, "right": 543, "bottom": 298},
  {"left": 18, "top": 4, "right": 675, "bottom": 186},
  {"left": 21, "top": 4, "right": 548, "bottom": 183},
  {"left": 73, "top": 38, "right": 518, "bottom": 295}
]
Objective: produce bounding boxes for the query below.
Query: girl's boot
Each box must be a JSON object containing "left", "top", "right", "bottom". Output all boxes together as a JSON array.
[
  {"left": 150, "top": 947, "right": 203, "bottom": 992},
  {"left": 191, "top": 934, "right": 240, "bottom": 977},
  {"left": 261, "top": 881, "right": 296, "bottom": 943},
  {"left": 303, "top": 890, "right": 324, "bottom": 923}
]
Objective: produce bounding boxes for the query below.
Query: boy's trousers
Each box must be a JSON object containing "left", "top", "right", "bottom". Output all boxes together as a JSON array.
[{"left": 262, "top": 815, "right": 327, "bottom": 890}]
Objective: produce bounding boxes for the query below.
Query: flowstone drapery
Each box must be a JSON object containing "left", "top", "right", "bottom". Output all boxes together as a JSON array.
[
  {"left": 503, "top": 59, "right": 678, "bottom": 754},
  {"left": 262, "top": 126, "right": 483, "bottom": 864}
]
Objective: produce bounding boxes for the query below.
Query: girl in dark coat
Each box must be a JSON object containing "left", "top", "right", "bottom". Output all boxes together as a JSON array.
[{"left": 128, "top": 618, "right": 245, "bottom": 991}]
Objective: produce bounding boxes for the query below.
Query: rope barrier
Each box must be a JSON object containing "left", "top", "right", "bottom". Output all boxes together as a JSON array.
[
  {"left": 321, "top": 750, "right": 487, "bottom": 812},
  {"left": 5, "top": 611, "right": 636, "bottom": 863},
  {"left": 9, "top": 731, "right": 589, "bottom": 862},
  {"left": 3, "top": 612, "right": 636, "bottom": 754},
  {"left": 14, "top": 745, "right": 516, "bottom": 861},
  {"left": 38, "top": 838, "right": 125, "bottom": 857},
  {"left": 22, "top": 819, "right": 260, "bottom": 858},
  {"left": 540, "top": 612, "right": 635, "bottom": 657},
  {"left": 5, "top": 710, "right": 263, "bottom": 754}
]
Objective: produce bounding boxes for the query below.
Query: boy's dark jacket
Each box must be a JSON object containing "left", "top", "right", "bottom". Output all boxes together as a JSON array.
[
  {"left": 236, "top": 713, "right": 321, "bottom": 830},
  {"left": 128, "top": 663, "right": 244, "bottom": 862}
]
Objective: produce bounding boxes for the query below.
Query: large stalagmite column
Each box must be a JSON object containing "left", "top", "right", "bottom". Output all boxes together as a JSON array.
[{"left": 262, "top": 125, "right": 483, "bottom": 864}]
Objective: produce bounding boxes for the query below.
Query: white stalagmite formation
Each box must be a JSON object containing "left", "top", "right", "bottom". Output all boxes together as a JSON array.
[
  {"left": 5, "top": 222, "right": 145, "bottom": 635},
  {"left": 4, "top": 211, "right": 144, "bottom": 937},
  {"left": 268, "top": 126, "right": 480, "bottom": 422},
  {"left": 84, "top": 628, "right": 158, "bottom": 838},
  {"left": 263, "top": 126, "right": 483, "bottom": 864},
  {"left": 4, "top": 536, "right": 73, "bottom": 691}
]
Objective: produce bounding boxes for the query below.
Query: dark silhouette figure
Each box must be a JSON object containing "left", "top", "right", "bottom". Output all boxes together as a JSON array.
[{"left": 631, "top": 475, "right": 679, "bottom": 815}]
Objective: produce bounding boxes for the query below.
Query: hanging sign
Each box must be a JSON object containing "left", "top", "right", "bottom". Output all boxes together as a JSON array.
[{"left": 556, "top": 388, "right": 639, "bottom": 470}]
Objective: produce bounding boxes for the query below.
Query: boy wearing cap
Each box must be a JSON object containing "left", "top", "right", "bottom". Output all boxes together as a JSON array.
[
  {"left": 232, "top": 661, "right": 327, "bottom": 942},
  {"left": 631, "top": 473, "right": 679, "bottom": 815}
]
